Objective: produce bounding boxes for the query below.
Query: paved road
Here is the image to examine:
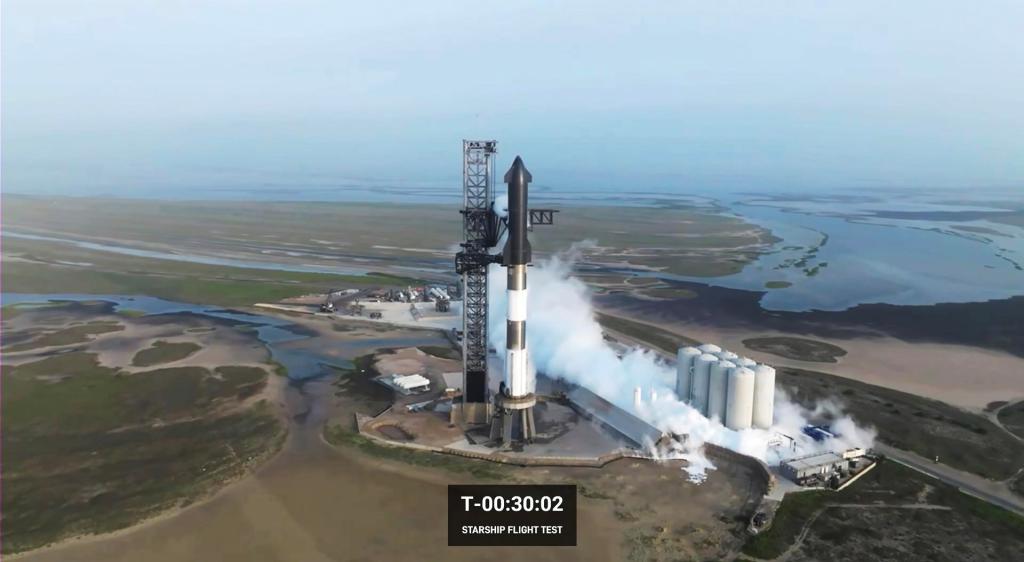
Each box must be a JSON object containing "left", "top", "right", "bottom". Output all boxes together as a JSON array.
[
  {"left": 875, "top": 443, "right": 1024, "bottom": 517},
  {"left": 988, "top": 399, "right": 1024, "bottom": 445}
]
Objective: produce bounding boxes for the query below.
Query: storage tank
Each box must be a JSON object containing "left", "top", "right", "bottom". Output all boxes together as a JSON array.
[
  {"left": 726, "top": 366, "right": 755, "bottom": 430},
  {"left": 697, "top": 343, "right": 721, "bottom": 354},
  {"left": 736, "top": 356, "right": 757, "bottom": 369},
  {"left": 707, "top": 360, "right": 735, "bottom": 422},
  {"left": 752, "top": 364, "right": 777, "bottom": 429},
  {"left": 690, "top": 354, "right": 718, "bottom": 416},
  {"left": 676, "top": 347, "right": 701, "bottom": 403},
  {"left": 717, "top": 350, "right": 739, "bottom": 363}
]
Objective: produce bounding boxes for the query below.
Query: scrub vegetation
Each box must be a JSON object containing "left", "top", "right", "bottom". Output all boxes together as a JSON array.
[
  {"left": 1, "top": 351, "right": 284, "bottom": 554},
  {"left": 595, "top": 312, "right": 700, "bottom": 353},
  {"left": 416, "top": 344, "right": 460, "bottom": 360},
  {"left": 743, "top": 460, "right": 1024, "bottom": 561},
  {"left": 131, "top": 340, "right": 202, "bottom": 367},
  {"left": 325, "top": 426, "right": 510, "bottom": 480},
  {"left": 3, "top": 195, "right": 775, "bottom": 280},
  {"left": 742, "top": 336, "right": 847, "bottom": 363},
  {"left": 778, "top": 367, "right": 1024, "bottom": 480},
  {"left": 2, "top": 236, "right": 421, "bottom": 308},
  {"left": 3, "top": 321, "right": 124, "bottom": 352},
  {"left": 636, "top": 286, "right": 699, "bottom": 300},
  {"left": 328, "top": 354, "right": 393, "bottom": 416},
  {"left": 997, "top": 401, "right": 1024, "bottom": 441}
]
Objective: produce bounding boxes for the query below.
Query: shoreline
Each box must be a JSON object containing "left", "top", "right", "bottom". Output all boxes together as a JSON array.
[
  {"left": 6, "top": 378, "right": 637, "bottom": 562},
  {"left": 5, "top": 464, "right": 261, "bottom": 560},
  {"left": 5, "top": 373, "right": 291, "bottom": 560},
  {"left": 9, "top": 307, "right": 1022, "bottom": 559},
  {"left": 598, "top": 281, "right": 1024, "bottom": 359},
  {"left": 597, "top": 305, "right": 1024, "bottom": 410}
]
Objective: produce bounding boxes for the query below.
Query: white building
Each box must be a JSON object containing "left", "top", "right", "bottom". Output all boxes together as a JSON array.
[
  {"left": 392, "top": 374, "right": 430, "bottom": 392},
  {"left": 780, "top": 451, "right": 847, "bottom": 482},
  {"left": 842, "top": 448, "right": 867, "bottom": 460}
]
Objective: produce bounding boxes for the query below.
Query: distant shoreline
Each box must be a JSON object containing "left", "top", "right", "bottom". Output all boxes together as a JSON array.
[{"left": 598, "top": 280, "right": 1024, "bottom": 360}]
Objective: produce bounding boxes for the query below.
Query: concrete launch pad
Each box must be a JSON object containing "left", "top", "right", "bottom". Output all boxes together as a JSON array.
[
  {"left": 359, "top": 374, "right": 640, "bottom": 465},
  {"left": 455, "top": 397, "right": 632, "bottom": 459}
]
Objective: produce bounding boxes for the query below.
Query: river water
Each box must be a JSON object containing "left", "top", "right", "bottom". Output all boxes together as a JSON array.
[
  {"left": 1, "top": 292, "right": 352, "bottom": 379},
  {"left": 2, "top": 293, "right": 443, "bottom": 381},
  {"left": 591, "top": 190, "right": 1024, "bottom": 311},
  {"left": 715, "top": 199, "right": 1024, "bottom": 311}
]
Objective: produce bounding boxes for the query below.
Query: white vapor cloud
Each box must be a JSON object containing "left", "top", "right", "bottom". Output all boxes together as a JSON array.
[{"left": 488, "top": 243, "right": 875, "bottom": 480}]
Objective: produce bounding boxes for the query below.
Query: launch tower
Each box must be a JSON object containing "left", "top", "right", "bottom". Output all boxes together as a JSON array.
[
  {"left": 455, "top": 140, "right": 501, "bottom": 424},
  {"left": 454, "top": 141, "right": 556, "bottom": 446}
]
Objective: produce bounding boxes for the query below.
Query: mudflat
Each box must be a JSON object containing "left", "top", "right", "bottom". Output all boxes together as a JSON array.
[
  {"left": 12, "top": 408, "right": 760, "bottom": 562},
  {"left": 674, "top": 322, "right": 1024, "bottom": 410},
  {"left": 11, "top": 442, "right": 620, "bottom": 562},
  {"left": 5, "top": 301, "right": 761, "bottom": 561}
]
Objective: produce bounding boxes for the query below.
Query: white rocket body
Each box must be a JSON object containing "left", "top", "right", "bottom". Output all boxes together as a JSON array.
[{"left": 504, "top": 269, "right": 533, "bottom": 397}]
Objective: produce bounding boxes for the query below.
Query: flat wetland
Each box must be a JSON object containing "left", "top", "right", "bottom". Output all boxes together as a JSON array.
[
  {"left": 1, "top": 302, "right": 286, "bottom": 554},
  {"left": 2, "top": 195, "right": 775, "bottom": 284},
  {"left": 744, "top": 460, "right": 1024, "bottom": 562},
  {"left": 4, "top": 194, "right": 1024, "bottom": 560},
  {"left": 3, "top": 301, "right": 763, "bottom": 562},
  {"left": 599, "top": 284, "right": 1024, "bottom": 410},
  {"left": 742, "top": 336, "right": 847, "bottom": 363}
]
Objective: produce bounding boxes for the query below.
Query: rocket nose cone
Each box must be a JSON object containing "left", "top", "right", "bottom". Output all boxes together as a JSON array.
[{"left": 504, "top": 156, "right": 533, "bottom": 184}]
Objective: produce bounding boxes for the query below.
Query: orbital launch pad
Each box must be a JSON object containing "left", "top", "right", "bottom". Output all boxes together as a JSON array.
[
  {"left": 454, "top": 140, "right": 556, "bottom": 448},
  {"left": 451, "top": 141, "right": 778, "bottom": 453}
]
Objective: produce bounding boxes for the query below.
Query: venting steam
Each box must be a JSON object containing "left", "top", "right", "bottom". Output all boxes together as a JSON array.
[{"left": 487, "top": 244, "right": 875, "bottom": 481}]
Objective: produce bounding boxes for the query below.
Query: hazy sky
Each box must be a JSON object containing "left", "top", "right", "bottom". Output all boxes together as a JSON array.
[{"left": 3, "top": 1, "right": 1023, "bottom": 196}]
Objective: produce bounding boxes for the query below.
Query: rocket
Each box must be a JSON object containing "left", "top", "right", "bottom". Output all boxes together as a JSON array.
[
  {"left": 501, "top": 156, "right": 533, "bottom": 400},
  {"left": 489, "top": 154, "right": 551, "bottom": 446}
]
